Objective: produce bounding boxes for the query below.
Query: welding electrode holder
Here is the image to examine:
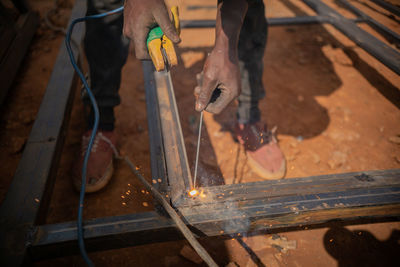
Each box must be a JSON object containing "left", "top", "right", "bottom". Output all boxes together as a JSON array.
[{"left": 147, "top": 6, "right": 180, "bottom": 71}]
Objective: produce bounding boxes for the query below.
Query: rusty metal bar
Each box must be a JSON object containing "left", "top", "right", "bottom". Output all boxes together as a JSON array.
[
  {"left": 303, "top": 0, "right": 400, "bottom": 74},
  {"left": 153, "top": 70, "right": 193, "bottom": 205},
  {"left": 337, "top": 0, "right": 400, "bottom": 45},
  {"left": 30, "top": 169, "right": 400, "bottom": 260},
  {"left": 370, "top": 0, "right": 400, "bottom": 17}
]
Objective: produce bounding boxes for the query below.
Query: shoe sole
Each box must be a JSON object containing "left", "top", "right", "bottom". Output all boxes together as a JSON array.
[
  {"left": 73, "top": 160, "right": 114, "bottom": 193},
  {"left": 246, "top": 152, "right": 286, "bottom": 180}
]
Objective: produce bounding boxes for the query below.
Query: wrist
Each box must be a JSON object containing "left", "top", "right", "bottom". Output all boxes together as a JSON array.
[
  {"left": 214, "top": 36, "right": 237, "bottom": 58},
  {"left": 214, "top": 0, "right": 247, "bottom": 57}
]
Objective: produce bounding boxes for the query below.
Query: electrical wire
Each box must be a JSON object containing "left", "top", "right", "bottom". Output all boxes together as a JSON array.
[{"left": 65, "top": 6, "right": 124, "bottom": 266}]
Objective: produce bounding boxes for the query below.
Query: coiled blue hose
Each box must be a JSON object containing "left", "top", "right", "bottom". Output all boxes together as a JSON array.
[{"left": 65, "top": 6, "right": 124, "bottom": 266}]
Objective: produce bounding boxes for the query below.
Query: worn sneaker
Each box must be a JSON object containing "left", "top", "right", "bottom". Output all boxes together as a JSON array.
[
  {"left": 73, "top": 130, "right": 118, "bottom": 193},
  {"left": 235, "top": 122, "right": 286, "bottom": 179}
]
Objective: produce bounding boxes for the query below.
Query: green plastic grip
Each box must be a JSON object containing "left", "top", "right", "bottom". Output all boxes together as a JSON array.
[{"left": 146, "top": 26, "right": 164, "bottom": 47}]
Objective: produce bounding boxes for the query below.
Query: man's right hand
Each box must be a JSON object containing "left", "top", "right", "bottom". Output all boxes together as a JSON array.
[
  {"left": 123, "top": 0, "right": 180, "bottom": 60},
  {"left": 195, "top": 46, "right": 241, "bottom": 114},
  {"left": 194, "top": 0, "right": 248, "bottom": 114}
]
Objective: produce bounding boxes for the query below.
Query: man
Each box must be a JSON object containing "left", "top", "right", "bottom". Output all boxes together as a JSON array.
[{"left": 74, "top": 0, "right": 286, "bottom": 193}]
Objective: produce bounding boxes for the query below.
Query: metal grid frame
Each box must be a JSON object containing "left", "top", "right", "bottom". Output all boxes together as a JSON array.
[{"left": 1, "top": 0, "right": 399, "bottom": 265}]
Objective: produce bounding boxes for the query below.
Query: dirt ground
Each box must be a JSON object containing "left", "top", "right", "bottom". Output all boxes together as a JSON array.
[{"left": 1, "top": 0, "right": 400, "bottom": 266}]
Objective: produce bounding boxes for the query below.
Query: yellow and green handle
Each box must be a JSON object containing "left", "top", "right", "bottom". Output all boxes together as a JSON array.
[{"left": 147, "top": 6, "right": 180, "bottom": 71}]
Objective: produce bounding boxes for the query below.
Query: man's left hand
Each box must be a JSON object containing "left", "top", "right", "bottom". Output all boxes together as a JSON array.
[{"left": 195, "top": 47, "right": 241, "bottom": 114}]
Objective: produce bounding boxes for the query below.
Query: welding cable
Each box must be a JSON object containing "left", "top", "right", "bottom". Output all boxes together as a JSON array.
[
  {"left": 66, "top": 5, "right": 217, "bottom": 267},
  {"left": 65, "top": 6, "right": 124, "bottom": 267}
]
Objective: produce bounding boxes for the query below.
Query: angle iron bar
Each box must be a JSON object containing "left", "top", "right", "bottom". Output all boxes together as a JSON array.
[
  {"left": 303, "top": 0, "right": 400, "bottom": 75},
  {"left": 337, "top": 0, "right": 400, "bottom": 45},
  {"left": 370, "top": 0, "right": 400, "bottom": 17}
]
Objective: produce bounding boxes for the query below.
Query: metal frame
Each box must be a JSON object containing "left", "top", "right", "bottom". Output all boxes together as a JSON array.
[
  {"left": 0, "top": 0, "right": 39, "bottom": 105},
  {"left": 1, "top": 0, "right": 399, "bottom": 265},
  {"left": 370, "top": 0, "right": 400, "bottom": 17}
]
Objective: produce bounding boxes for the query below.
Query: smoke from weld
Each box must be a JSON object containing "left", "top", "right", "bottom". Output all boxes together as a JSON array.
[
  {"left": 190, "top": 140, "right": 250, "bottom": 234},
  {"left": 189, "top": 180, "right": 251, "bottom": 235}
]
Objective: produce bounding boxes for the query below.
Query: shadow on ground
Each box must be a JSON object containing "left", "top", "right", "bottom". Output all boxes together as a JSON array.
[{"left": 324, "top": 227, "right": 400, "bottom": 267}]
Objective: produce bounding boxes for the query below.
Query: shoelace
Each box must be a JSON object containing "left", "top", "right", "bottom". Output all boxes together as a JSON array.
[
  {"left": 81, "top": 132, "right": 120, "bottom": 158},
  {"left": 249, "top": 125, "right": 278, "bottom": 145}
]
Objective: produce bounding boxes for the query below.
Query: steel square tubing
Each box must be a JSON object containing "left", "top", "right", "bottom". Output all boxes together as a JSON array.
[
  {"left": 142, "top": 61, "right": 169, "bottom": 195},
  {"left": 337, "top": 0, "right": 400, "bottom": 45},
  {"left": 180, "top": 16, "right": 366, "bottom": 28},
  {"left": 303, "top": 0, "right": 400, "bottom": 74},
  {"left": 145, "top": 64, "right": 193, "bottom": 205},
  {"left": 30, "top": 169, "right": 400, "bottom": 260},
  {"left": 180, "top": 16, "right": 330, "bottom": 28},
  {"left": 370, "top": 0, "right": 400, "bottom": 17}
]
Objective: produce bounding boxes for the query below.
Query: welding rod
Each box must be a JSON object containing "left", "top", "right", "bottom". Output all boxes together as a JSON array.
[
  {"left": 123, "top": 156, "right": 218, "bottom": 267},
  {"left": 193, "top": 111, "right": 203, "bottom": 188}
]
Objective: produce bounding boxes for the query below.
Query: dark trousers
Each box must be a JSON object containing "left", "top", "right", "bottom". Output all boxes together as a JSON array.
[{"left": 84, "top": 0, "right": 267, "bottom": 129}]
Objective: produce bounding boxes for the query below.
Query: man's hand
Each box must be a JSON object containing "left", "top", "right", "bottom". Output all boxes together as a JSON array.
[
  {"left": 195, "top": 48, "right": 241, "bottom": 114},
  {"left": 123, "top": 0, "right": 180, "bottom": 60},
  {"left": 195, "top": 0, "right": 248, "bottom": 114}
]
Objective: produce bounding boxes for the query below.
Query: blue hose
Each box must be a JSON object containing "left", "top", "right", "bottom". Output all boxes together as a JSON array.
[{"left": 65, "top": 6, "right": 124, "bottom": 266}]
